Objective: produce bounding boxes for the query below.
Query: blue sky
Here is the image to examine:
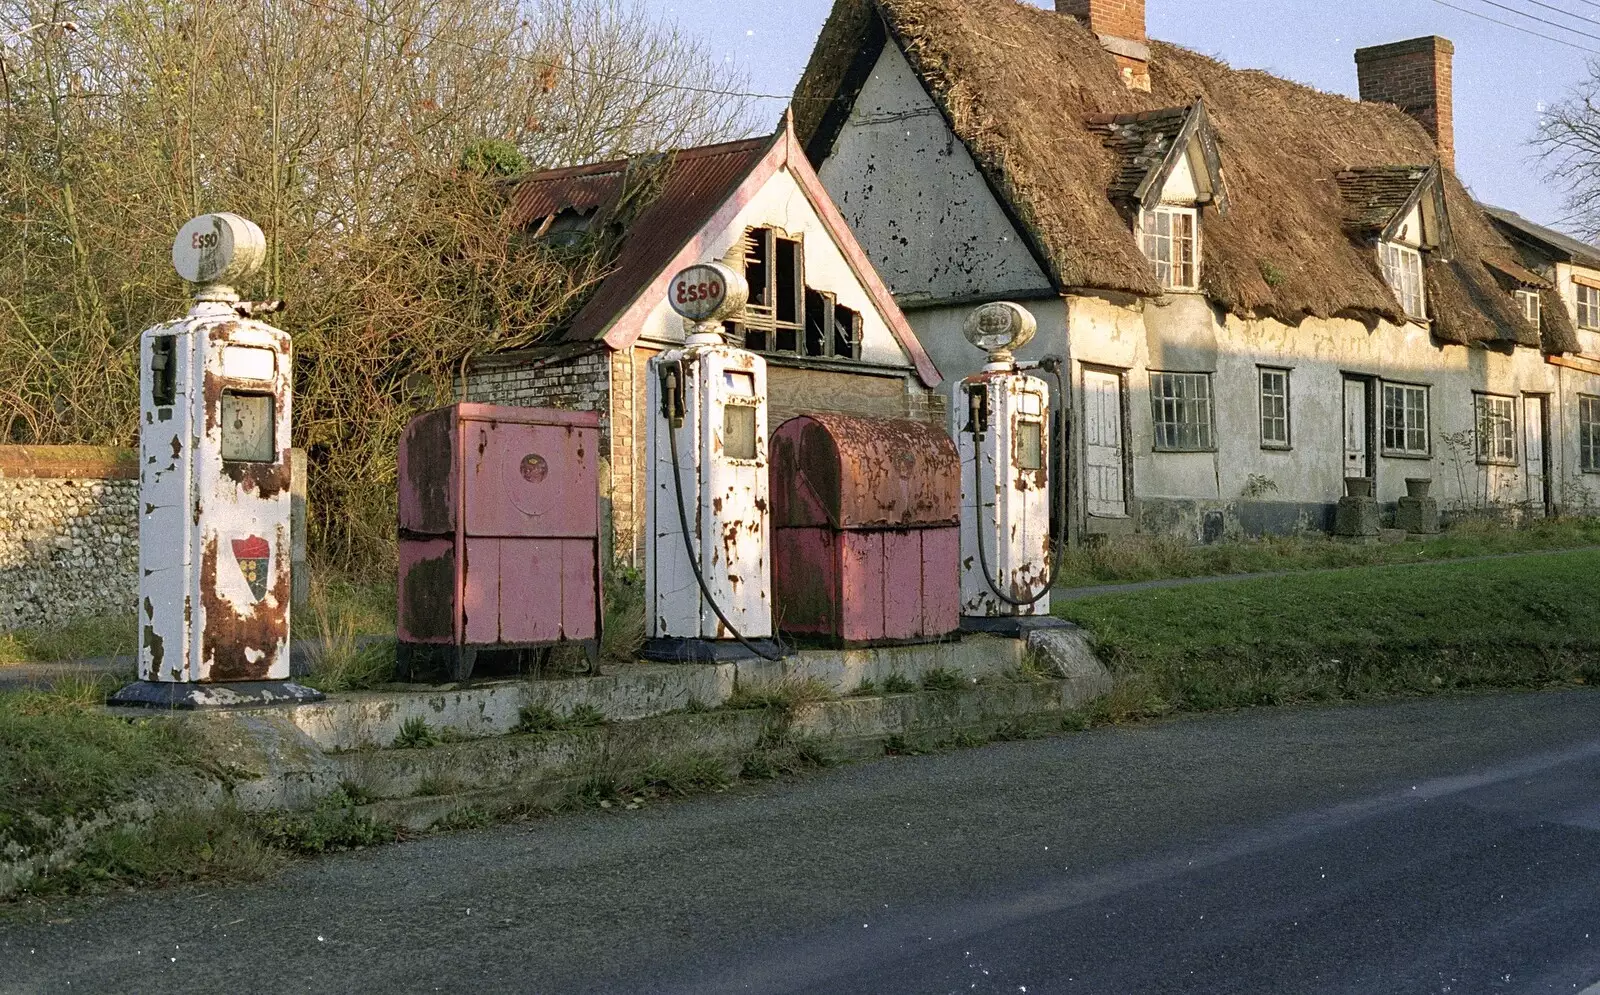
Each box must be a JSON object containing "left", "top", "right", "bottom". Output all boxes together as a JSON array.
[{"left": 648, "top": 0, "right": 1599, "bottom": 231}]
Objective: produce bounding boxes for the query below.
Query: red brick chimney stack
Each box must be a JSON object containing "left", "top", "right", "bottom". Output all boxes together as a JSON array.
[
  {"left": 1056, "top": 0, "right": 1150, "bottom": 92},
  {"left": 1355, "top": 36, "right": 1456, "bottom": 172}
]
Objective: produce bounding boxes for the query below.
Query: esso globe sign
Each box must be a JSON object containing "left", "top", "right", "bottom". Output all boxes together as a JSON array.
[
  {"left": 172, "top": 212, "right": 267, "bottom": 286},
  {"left": 963, "top": 301, "right": 1037, "bottom": 355},
  {"left": 668, "top": 262, "right": 749, "bottom": 324}
]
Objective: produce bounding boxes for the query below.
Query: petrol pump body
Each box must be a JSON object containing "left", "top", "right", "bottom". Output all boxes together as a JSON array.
[
  {"left": 121, "top": 214, "right": 309, "bottom": 702},
  {"left": 643, "top": 262, "right": 780, "bottom": 661},
  {"left": 957, "top": 303, "right": 1056, "bottom": 622}
]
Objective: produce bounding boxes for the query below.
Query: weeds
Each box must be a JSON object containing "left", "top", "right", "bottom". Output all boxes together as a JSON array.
[
  {"left": 393, "top": 716, "right": 440, "bottom": 749},
  {"left": 851, "top": 678, "right": 878, "bottom": 696},
  {"left": 879, "top": 673, "right": 918, "bottom": 695},
  {"left": 257, "top": 791, "right": 394, "bottom": 854},
  {"left": 434, "top": 807, "right": 491, "bottom": 832},
  {"left": 725, "top": 677, "right": 834, "bottom": 712},
  {"left": 0, "top": 615, "right": 136, "bottom": 666},
  {"left": 682, "top": 697, "right": 710, "bottom": 713},
  {"left": 513, "top": 702, "right": 608, "bottom": 734},
  {"left": 602, "top": 566, "right": 647, "bottom": 662},
  {"left": 920, "top": 668, "right": 968, "bottom": 693},
  {"left": 300, "top": 571, "right": 396, "bottom": 693}
]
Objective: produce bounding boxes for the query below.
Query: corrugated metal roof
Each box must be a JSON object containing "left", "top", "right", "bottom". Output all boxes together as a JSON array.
[{"left": 506, "top": 136, "right": 775, "bottom": 344}]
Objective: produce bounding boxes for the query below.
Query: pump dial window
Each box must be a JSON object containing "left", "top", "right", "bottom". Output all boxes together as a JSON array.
[
  {"left": 221, "top": 391, "right": 276, "bottom": 462},
  {"left": 1015, "top": 420, "right": 1043, "bottom": 471},
  {"left": 723, "top": 403, "right": 757, "bottom": 461}
]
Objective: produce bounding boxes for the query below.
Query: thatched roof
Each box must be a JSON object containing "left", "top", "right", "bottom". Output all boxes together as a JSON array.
[{"left": 793, "top": 0, "right": 1562, "bottom": 352}]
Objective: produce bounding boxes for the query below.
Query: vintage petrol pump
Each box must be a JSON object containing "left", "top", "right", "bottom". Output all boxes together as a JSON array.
[
  {"left": 111, "top": 213, "right": 320, "bottom": 708},
  {"left": 643, "top": 261, "right": 783, "bottom": 662},
  {"left": 956, "top": 302, "right": 1065, "bottom": 633}
]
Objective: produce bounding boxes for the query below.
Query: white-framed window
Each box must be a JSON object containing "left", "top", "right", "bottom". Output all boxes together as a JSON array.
[
  {"left": 1515, "top": 288, "right": 1541, "bottom": 326},
  {"left": 1577, "top": 283, "right": 1600, "bottom": 330},
  {"left": 1381, "top": 381, "right": 1430, "bottom": 456},
  {"left": 1258, "top": 367, "right": 1290, "bottom": 449},
  {"left": 1474, "top": 393, "right": 1516, "bottom": 464},
  {"left": 1150, "top": 371, "right": 1214, "bottom": 451},
  {"left": 1581, "top": 395, "right": 1600, "bottom": 472},
  {"left": 1140, "top": 207, "right": 1199, "bottom": 291},
  {"left": 1379, "top": 242, "right": 1426, "bottom": 320}
]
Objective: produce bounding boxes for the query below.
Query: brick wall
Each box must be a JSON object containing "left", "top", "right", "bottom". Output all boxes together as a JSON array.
[
  {"left": 0, "top": 447, "right": 139, "bottom": 631},
  {"left": 1055, "top": 0, "right": 1145, "bottom": 41},
  {"left": 1355, "top": 36, "right": 1455, "bottom": 171}
]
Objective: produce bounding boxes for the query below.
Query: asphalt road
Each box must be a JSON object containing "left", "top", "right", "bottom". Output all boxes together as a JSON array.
[{"left": 5, "top": 690, "right": 1600, "bottom": 994}]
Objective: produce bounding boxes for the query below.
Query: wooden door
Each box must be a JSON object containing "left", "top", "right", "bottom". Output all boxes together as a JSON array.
[
  {"left": 1083, "top": 370, "right": 1127, "bottom": 518},
  {"left": 1525, "top": 395, "right": 1550, "bottom": 515},
  {"left": 1343, "top": 378, "right": 1370, "bottom": 480}
]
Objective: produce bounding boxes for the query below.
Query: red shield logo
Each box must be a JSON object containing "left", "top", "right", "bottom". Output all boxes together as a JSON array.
[{"left": 232, "top": 535, "right": 271, "bottom": 601}]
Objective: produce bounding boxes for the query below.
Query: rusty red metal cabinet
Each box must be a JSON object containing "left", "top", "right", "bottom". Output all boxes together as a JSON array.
[
  {"left": 770, "top": 413, "right": 960, "bottom": 646},
  {"left": 397, "top": 404, "right": 601, "bottom": 679}
]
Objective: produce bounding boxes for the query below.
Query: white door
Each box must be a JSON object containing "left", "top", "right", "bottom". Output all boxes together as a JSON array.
[
  {"left": 1084, "top": 370, "right": 1126, "bottom": 518},
  {"left": 1525, "top": 395, "right": 1548, "bottom": 515},
  {"left": 1343, "top": 379, "right": 1369, "bottom": 479}
]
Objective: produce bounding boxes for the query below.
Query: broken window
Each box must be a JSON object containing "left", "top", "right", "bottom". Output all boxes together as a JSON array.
[
  {"left": 727, "top": 227, "right": 864, "bottom": 361},
  {"left": 1380, "top": 242, "right": 1426, "bottom": 321}
]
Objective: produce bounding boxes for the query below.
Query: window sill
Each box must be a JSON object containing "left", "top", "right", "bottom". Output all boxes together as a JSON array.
[
  {"left": 1259, "top": 443, "right": 1292, "bottom": 452},
  {"left": 1152, "top": 447, "right": 1218, "bottom": 454},
  {"left": 1476, "top": 458, "right": 1519, "bottom": 468},
  {"left": 1381, "top": 450, "right": 1433, "bottom": 461}
]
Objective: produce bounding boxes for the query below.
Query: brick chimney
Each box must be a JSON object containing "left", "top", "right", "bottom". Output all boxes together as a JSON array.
[
  {"left": 1056, "top": 0, "right": 1150, "bottom": 92},
  {"left": 1355, "top": 36, "right": 1455, "bottom": 172}
]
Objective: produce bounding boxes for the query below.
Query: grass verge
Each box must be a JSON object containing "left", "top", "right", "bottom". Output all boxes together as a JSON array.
[
  {"left": 1057, "top": 548, "right": 1600, "bottom": 722},
  {"left": 0, "top": 615, "right": 136, "bottom": 666},
  {"left": 1055, "top": 517, "right": 1600, "bottom": 590}
]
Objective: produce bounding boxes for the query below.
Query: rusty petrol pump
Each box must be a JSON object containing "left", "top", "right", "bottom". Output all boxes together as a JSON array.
[
  {"left": 643, "top": 261, "right": 785, "bottom": 662},
  {"left": 956, "top": 302, "right": 1068, "bottom": 635},
  {"left": 111, "top": 214, "right": 321, "bottom": 708}
]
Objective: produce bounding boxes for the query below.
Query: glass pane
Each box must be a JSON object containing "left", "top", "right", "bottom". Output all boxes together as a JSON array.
[
  {"left": 1015, "top": 421, "right": 1043, "bottom": 470},
  {"left": 722, "top": 403, "right": 757, "bottom": 460},
  {"left": 221, "top": 391, "right": 275, "bottom": 463}
]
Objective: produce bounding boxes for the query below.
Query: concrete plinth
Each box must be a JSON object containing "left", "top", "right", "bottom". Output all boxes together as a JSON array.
[
  {"left": 959, "top": 615, "right": 1072, "bottom": 638},
  {"left": 1333, "top": 496, "right": 1380, "bottom": 538},
  {"left": 1396, "top": 496, "right": 1440, "bottom": 534}
]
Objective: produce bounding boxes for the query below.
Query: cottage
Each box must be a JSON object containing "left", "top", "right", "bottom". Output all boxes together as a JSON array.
[
  {"left": 467, "top": 120, "right": 944, "bottom": 564},
  {"left": 794, "top": 0, "right": 1600, "bottom": 540}
]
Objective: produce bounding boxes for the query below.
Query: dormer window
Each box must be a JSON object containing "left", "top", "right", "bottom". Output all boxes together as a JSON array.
[
  {"left": 1141, "top": 207, "right": 1198, "bottom": 290},
  {"left": 1380, "top": 242, "right": 1426, "bottom": 320},
  {"left": 1515, "top": 288, "right": 1541, "bottom": 325}
]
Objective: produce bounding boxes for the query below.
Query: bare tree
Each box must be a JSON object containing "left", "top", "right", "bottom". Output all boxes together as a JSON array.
[
  {"left": 1536, "top": 69, "right": 1600, "bottom": 239},
  {"left": 0, "top": 0, "right": 758, "bottom": 566}
]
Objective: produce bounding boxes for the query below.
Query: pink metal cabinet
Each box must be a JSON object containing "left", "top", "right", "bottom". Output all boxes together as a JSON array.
[
  {"left": 397, "top": 404, "right": 601, "bottom": 680},
  {"left": 770, "top": 413, "right": 960, "bottom": 647}
]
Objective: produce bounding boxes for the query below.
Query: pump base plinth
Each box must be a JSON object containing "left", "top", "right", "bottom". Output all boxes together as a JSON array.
[
  {"left": 960, "top": 615, "right": 1071, "bottom": 639},
  {"left": 108, "top": 680, "right": 325, "bottom": 710},
  {"left": 640, "top": 637, "right": 787, "bottom": 663}
]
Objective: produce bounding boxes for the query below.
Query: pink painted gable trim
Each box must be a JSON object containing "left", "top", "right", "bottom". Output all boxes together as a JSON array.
[
  {"left": 600, "top": 130, "right": 787, "bottom": 353},
  {"left": 600, "top": 117, "right": 943, "bottom": 388},
  {"left": 775, "top": 121, "right": 942, "bottom": 387}
]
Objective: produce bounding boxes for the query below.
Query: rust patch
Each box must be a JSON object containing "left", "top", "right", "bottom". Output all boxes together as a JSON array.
[
  {"left": 401, "top": 548, "right": 456, "bottom": 641},
  {"left": 199, "top": 533, "right": 289, "bottom": 681},
  {"left": 221, "top": 448, "right": 292, "bottom": 499},
  {"left": 402, "top": 408, "right": 455, "bottom": 533},
  {"left": 170, "top": 435, "right": 182, "bottom": 460},
  {"left": 770, "top": 412, "right": 958, "bottom": 529}
]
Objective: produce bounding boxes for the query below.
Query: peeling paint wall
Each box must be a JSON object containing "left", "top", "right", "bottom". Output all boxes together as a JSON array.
[
  {"left": 817, "top": 40, "right": 1053, "bottom": 308},
  {"left": 0, "top": 447, "right": 138, "bottom": 631}
]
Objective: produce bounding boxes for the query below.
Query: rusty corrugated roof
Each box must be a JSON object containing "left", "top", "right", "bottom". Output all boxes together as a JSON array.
[{"left": 508, "top": 136, "right": 775, "bottom": 344}]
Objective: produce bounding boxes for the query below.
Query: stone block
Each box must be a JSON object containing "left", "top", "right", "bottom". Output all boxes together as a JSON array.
[
  {"left": 1333, "top": 495, "right": 1380, "bottom": 537},
  {"left": 1395, "top": 495, "right": 1440, "bottom": 534}
]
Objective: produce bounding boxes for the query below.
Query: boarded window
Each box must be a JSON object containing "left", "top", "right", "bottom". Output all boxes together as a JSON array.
[
  {"left": 1150, "top": 372, "right": 1213, "bottom": 451},
  {"left": 1475, "top": 394, "right": 1516, "bottom": 464},
  {"left": 732, "top": 227, "right": 865, "bottom": 362},
  {"left": 1381, "top": 382, "right": 1430, "bottom": 456},
  {"left": 1259, "top": 367, "right": 1290, "bottom": 449}
]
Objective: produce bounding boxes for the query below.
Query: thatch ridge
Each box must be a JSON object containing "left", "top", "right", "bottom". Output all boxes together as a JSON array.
[{"left": 795, "top": 0, "right": 1558, "bottom": 351}]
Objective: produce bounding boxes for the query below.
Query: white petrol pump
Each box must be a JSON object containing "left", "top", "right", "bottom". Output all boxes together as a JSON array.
[
  {"left": 956, "top": 302, "right": 1065, "bottom": 633},
  {"left": 643, "top": 261, "right": 784, "bottom": 662},
  {"left": 111, "top": 213, "right": 321, "bottom": 708}
]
